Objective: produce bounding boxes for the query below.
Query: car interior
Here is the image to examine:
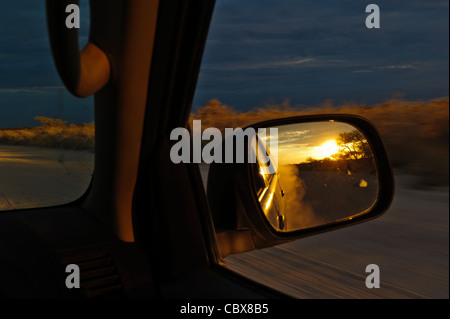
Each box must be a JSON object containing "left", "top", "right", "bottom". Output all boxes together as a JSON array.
[{"left": 0, "top": 0, "right": 394, "bottom": 299}]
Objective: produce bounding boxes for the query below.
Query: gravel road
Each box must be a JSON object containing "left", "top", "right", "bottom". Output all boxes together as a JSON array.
[
  {"left": 224, "top": 174, "right": 449, "bottom": 298},
  {"left": 201, "top": 163, "right": 448, "bottom": 298},
  {"left": 0, "top": 145, "right": 93, "bottom": 210}
]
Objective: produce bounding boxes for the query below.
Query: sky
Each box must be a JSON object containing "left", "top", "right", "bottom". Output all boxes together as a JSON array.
[
  {"left": 0, "top": 0, "right": 92, "bottom": 127},
  {"left": 193, "top": 0, "right": 449, "bottom": 110},
  {"left": 0, "top": 0, "right": 448, "bottom": 127},
  {"left": 276, "top": 121, "right": 357, "bottom": 164}
]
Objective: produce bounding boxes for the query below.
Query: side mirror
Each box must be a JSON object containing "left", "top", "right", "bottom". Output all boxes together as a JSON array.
[{"left": 207, "top": 114, "right": 394, "bottom": 258}]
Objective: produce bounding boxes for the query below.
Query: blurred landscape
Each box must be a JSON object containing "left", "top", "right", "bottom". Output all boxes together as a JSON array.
[
  {"left": 190, "top": 97, "right": 448, "bottom": 298},
  {"left": 0, "top": 98, "right": 448, "bottom": 298},
  {"left": 0, "top": 116, "right": 94, "bottom": 152},
  {"left": 0, "top": 145, "right": 94, "bottom": 210},
  {"left": 0, "top": 116, "right": 95, "bottom": 210},
  {"left": 0, "top": 98, "right": 447, "bottom": 189},
  {"left": 191, "top": 98, "right": 449, "bottom": 188}
]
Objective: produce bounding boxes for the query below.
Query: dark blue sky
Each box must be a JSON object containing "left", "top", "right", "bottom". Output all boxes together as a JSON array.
[
  {"left": 193, "top": 0, "right": 449, "bottom": 110},
  {"left": 0, "top": 0, "right": 448, "bottom": 127},
  {"left": 0, "top": 0, "right": 92, "bottom": 127}
]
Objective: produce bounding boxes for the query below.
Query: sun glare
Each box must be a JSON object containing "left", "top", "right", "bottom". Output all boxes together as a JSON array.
[{"left": 314, "top": 139, "right": 339, "bottom": 159}]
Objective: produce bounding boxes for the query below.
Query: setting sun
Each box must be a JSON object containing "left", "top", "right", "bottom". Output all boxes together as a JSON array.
[{"left": 313, "top": 139, "right": 339, "bottom": 159}]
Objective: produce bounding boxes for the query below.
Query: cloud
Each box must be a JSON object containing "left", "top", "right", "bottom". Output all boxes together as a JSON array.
[
  {"left": 194, "top": 0, "right": 448, "bottom": 109},
  {"left": 204, "top": 57, "right": 315, "bottom": 71},
  {"left": 353, "top": 64, "right": 417, "bottom": 73},
  {"left": 0, "top": 88, "right": 40, "bottom": 94},
  {"left": 377, "top": 65, "right": 416, "bottom": 70},
  {"left": 0, "top": 87, "right": 65, "bottom": 94}
]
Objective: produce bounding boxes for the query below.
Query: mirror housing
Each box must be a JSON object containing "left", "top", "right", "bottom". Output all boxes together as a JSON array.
[{"left": 207, "top": 114, "right": 395, "bottom": 258}]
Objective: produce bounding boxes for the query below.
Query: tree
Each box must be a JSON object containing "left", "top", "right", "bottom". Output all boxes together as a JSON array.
[
  {"left": 34, "top": 116, "right": 67, "bottom": 127},
  {"left": 333, "top": 130, "right": 372, "bottom": 160}
]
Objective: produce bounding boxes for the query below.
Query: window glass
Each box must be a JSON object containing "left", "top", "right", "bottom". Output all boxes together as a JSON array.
[
  {"left": 0, "top": 0, "right": 94, "bottom": 211},
  {"left": 193, "top": 0, "right": 449, "bottom": 298}
]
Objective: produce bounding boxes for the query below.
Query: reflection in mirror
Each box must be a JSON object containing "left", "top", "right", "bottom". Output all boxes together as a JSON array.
[{"left": 252, "top": 121, "right": 379, "bottom": 232}]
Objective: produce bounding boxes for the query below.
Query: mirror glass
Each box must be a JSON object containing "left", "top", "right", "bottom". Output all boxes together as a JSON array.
[{"left": 252, "top": 121, "right": 379, "bottom": 232}]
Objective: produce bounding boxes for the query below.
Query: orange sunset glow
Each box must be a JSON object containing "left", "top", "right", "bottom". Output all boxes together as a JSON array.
[{"left": 312, "top": 139, "right": 339, "bottom": 160}]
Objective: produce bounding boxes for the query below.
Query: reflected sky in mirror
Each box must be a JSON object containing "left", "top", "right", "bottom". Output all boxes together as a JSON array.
[{"left": 275, "top": 121, "right": 363, "bottom": 165}]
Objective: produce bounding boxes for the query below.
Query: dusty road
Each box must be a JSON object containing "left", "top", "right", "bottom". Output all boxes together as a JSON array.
[
  {"left": 202, "top": 164, "right": 449, "bottom": 299},
  {"left": 1, "top": 148, "right": 448, "bottom": 298},
  {"left": 224, "top": 174, "right": 449, "bottom": 299},
  {"left": 0, "top": 145, "right": 94, "bottom": 210}
]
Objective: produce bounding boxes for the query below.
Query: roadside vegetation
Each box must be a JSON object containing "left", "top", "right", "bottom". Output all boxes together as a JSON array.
[
  {"left": 191, "top": 98, "right": 449, "bottom": 187},
  {"left": 0, "top": 116, "right": 94, "bottom": 152},
  {"left": 0, "top": 98, "right": 447, "bottom": 187}
]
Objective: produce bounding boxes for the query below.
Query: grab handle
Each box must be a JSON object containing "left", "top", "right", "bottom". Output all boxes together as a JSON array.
[{"left": 46, "top": 0, "right": 110, "bottom": 97}]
